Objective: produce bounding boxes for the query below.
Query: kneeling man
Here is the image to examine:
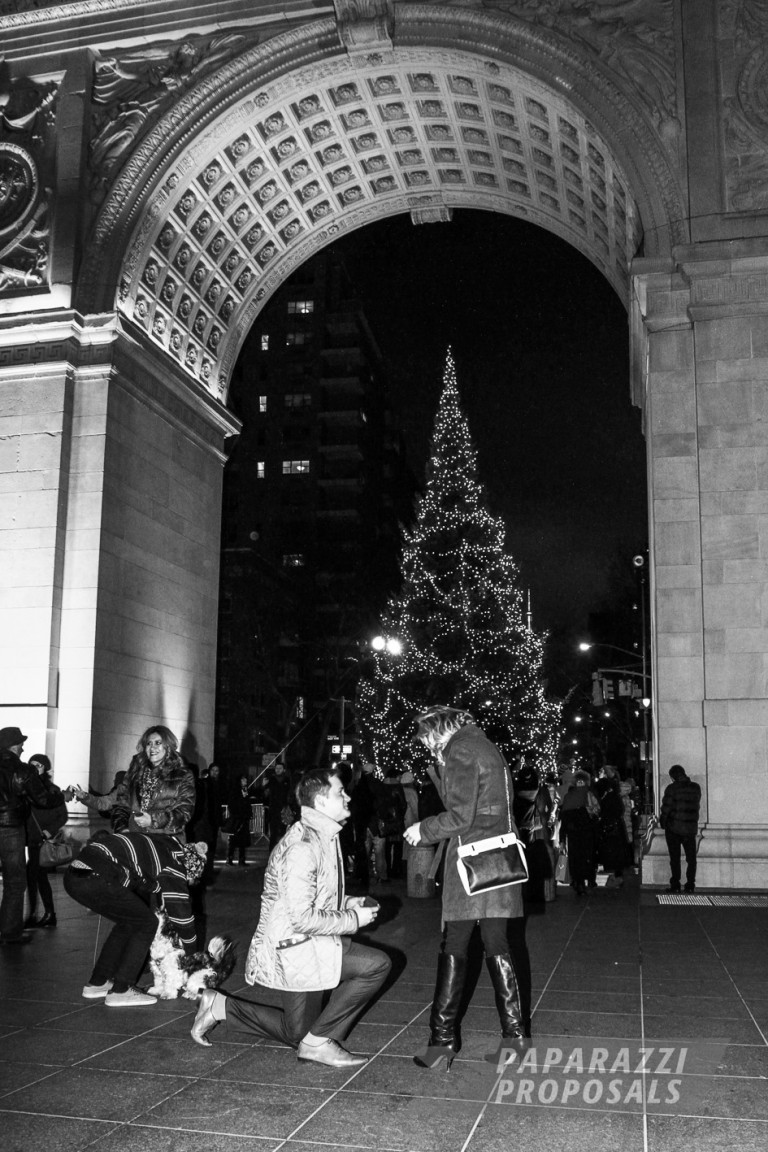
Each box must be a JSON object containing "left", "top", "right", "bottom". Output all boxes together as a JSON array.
[{"left": 191, "top": 767, "right": 390, "bottom": 1066}]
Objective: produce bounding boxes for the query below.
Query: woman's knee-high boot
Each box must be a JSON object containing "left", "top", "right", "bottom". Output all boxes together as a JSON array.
[
  {"left": 413, "top": 952, "right": 467, "bottom": 1069},
  {"left": 485, "top": 953, "right": 530, "bottom": 1065}
]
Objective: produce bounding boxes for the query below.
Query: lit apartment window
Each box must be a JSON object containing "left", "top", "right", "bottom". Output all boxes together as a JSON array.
[
  {"left": 286, "top": 332, "right": 307, "bottom": 346},
  {"left": 287, "top": 300, "right": 315, "bottom": 315},
  {"left": 282, "top": 553, "right": 305, "bottom": 567},
  {"left": 284, "top": 393, "right": 312, "bottom": 408},
  {"left": 282, "top": 459, "right": 310, "bottom": 475},
  {"left": 256, "top": 461, "right": 265, "bottom": 479},
  {"left": 261, "top": 334, "right": 269, "bottom": 351},
  {"left": 259, "top": 395, "right": 267, "bottom": 412}
]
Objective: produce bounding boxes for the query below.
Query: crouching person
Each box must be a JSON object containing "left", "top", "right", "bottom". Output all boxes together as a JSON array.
[
  {"left": 191, "top": 767, "right": 390, "bottom": 1067},
  {"left": 64, "top": 828, "right": 203, "bottom": 1006}
]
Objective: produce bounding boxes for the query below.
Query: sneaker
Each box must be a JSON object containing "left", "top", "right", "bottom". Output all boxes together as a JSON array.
[
  {"left": 104, "top": 987, "right": 157, "bottom": 1007},
  {"left": 683, "top": 883, "right": 696, "bottom": 893},
  {"left": 82, "top": 981, "right": 114, "bottom": 999}
]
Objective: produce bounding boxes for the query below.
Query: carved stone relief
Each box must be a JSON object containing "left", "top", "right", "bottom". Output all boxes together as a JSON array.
[
  {"left": 721, "top": 0, "right": 768, "bottom": 212},
  {"left": 429, "top": 0, "right": 678, "bottom": 140},
  {"left": 0, "top": 63, "right": 58, "bottom": 294},
  {"left": 88, "top": 30, "right": 256, "bottom": 206},
  {"left": 333, "top": 0, "right": 394, "bottom": 54}
]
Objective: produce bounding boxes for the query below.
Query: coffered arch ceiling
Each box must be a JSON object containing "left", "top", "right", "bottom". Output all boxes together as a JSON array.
[{"left": 81, "top": 9, "right": 680, "bottom": 404}]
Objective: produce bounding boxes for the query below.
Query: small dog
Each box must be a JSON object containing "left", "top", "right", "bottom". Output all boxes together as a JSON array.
[{"left": 148, "top": 912, "right": 236, "bottom": 1000}]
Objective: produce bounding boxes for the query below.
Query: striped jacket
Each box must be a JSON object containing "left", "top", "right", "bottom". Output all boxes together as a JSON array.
[
  {"left": 76, "top": 830, "right": 196, "bottom": 950},
  {"left": 660, "top": 778, "right": 701, "bottom": 837}
]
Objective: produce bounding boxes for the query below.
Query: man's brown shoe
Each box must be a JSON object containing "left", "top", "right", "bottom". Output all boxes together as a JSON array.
[{"left": 296, "top": 1038, "right": 367, "bottom": 1067}]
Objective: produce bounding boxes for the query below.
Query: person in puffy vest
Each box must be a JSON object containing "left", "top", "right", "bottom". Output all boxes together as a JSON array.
[
  {"left": 190, "top": 768, "right": 390, "bottom": 1068},
  {"left": 660, "top": 764, "right": 701, "bottom": 893}
]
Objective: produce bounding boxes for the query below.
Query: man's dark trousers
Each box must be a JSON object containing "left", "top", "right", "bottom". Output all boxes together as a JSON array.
[
  {"left": 665, "top": 829, "right": 697, "bottom": 890},
  {"left": 226, "top": 938, "right": 391, "bottom": 1045}
]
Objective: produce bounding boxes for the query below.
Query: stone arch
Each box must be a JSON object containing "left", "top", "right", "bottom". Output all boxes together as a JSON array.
[{"left": 78, "top": 5, "right": 684, "bottom": 402}]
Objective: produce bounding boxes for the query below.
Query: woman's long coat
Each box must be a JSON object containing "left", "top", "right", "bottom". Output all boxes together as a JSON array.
[{"left": 418, "top": 724, "right": 524, "bottom": 922}]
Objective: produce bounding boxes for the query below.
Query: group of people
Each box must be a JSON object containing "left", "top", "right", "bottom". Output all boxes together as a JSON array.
[
  {"left": 191, "top": 704, "right": 530, "bottom": 1070},
  {"left": 0, "top": 707, "right": 703, "bottom": 1069},
  {"left": 555, "top": 764, "right": 638, "bottom": 895},
  {"left": 0, "top": 726, "right": 75, "bottom": 944}
]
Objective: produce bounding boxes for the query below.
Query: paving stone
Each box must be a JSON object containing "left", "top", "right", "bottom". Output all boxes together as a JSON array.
[{"left": 1, "top": 864, "right": 766, "bottom": 1152}]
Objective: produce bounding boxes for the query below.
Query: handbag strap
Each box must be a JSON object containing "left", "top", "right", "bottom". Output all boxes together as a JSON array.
[{"left": 458, "top": 754, "right": 514, "bottom": 847}]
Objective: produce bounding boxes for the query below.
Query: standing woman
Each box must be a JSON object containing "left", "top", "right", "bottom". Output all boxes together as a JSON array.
[
  {"left": 25, "top": 754, "right": 71, "bottom": 929},
  {"left": 111, "top": 726, "right": 195, "bottom": 838},
  {"left": 226, "top": 774, "right": 253, "bottom": 866},
  {"left": 404, "top": 706, "right": 529, "bottom": 1069}
]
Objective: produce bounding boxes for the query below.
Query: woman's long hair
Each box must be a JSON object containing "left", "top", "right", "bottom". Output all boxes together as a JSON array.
[
  {"left": 133, "top": 725, "right": 183, "bottom": 773},
  {"left": 415, "top": 705, "right": 474, "bottom": 749}
]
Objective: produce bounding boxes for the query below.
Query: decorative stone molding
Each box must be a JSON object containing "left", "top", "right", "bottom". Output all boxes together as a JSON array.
[
  {"left": 88, "top": 30, "right": 257, "bottom": 207},
  {"left": 76, "top": 5, "right": 685, "bottom": 398},
  {"left": 422, "top": 0, "right": 678, "bottom": 136},
  {"left": 0, "top": 0, "right": 86, "bottom": 17},
  {"left": 0, "top": 66, "right": 59, "bottom": 295},
  {"left": 333, "top": 0, "right": 394, "bottom": 54},
  {"left": 721, "top": 0, "right": 768, "bottom": 212}
]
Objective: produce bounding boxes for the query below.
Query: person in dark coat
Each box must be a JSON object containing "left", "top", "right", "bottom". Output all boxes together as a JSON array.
[
  {"left": 0, "top": 727, "right": 72, "bottom": 946},
  {"left": 559, "top": 771, "right": 599, "bottom": 895},
  {"left": 349, "top": 762, "right": 389, "bottom": 882},
  {"left": 660, "top": 763, "right": 701, "bottom": 893},
  {"left": 190, "top": 763, "right": 222, "bottom": 882},
  {"left": 404, "top": 706, "right": 529, "bottom": 1069},
  {"left": 263, "top": 762, "right": 295, "bottom": 851},
  {"left": 594, "top": 767, "right": 629, "bottom": 887},
  {"left": 226, "top": 774, "right": 253, "bottom": 866},
  {"left": 25, "top": 753, "right": 69, "bottom": 928}
]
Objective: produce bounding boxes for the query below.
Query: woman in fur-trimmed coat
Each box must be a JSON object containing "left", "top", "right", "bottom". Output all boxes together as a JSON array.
[
  {"left": 110, "top": 726, "right": 195, "bottom": 839},
  {"left": 404, "top": 707, "right": 529, "bottom": 1070}
]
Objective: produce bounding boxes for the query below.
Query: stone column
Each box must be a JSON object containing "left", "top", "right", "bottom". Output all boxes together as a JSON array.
[
  {"left": 635, "top": 242, "right": 768, "bottom": 888},
  {"left": 0, "top": 313, "right": 239, "bottom": 790}
]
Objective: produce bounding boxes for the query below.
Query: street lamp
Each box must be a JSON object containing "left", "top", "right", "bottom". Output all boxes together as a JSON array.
[{"left": 371, "top": 635, "right": 402, "bottom": 656}]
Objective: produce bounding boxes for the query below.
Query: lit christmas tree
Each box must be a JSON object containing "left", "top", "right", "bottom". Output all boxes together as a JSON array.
[{"left": 356, "top": 349, "right": 562, "bottom": 780}]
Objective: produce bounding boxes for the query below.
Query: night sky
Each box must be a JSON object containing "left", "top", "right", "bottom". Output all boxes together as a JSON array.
[{"left": 331, "top": 209, "right": 648, "bottom": 638}]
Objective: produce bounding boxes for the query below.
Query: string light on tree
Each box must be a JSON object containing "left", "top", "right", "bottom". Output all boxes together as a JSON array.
[{"left": 356, "top": 348, "right": 562, "bottom": 780}]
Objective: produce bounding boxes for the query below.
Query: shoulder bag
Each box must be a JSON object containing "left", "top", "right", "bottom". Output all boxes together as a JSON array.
[
  {"left": 31, "top": 813, "right": 75, "bottom": 869},
  {"left": 456, "top": 761, "right": 528, "bottom": 895}
]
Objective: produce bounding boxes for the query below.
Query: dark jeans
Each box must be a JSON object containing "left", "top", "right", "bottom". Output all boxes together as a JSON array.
[
  {"left": 226, "top": 937, "right": 391, "bottom": 1046},
  {"left": 64, "top": 869, "right": 157, "bottom": 990},
  {"left": 27, "top": 841, "right": 55, "bottom": 917},
  {"left": 0, "top": 825, "right": 27, "bottom": 940},
  {"left": 666, "top": 829, "right": 697, "bottom": 889}
]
